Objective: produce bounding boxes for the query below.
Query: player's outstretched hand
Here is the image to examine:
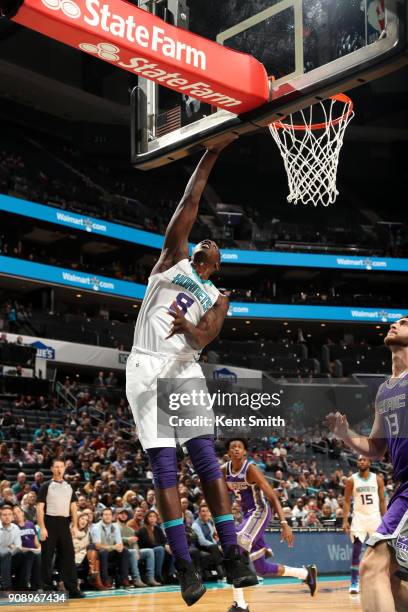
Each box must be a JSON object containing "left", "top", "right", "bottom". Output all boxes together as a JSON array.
[
  {"left": 325, "top": 411, "right": 350, "bottom": 440},
  {"left": 281, "top": 523, "right": 294, "bottom": 548},
  {"left": 206, "top": 133, "right": 238, "bottom": 154},
  {"left": 343, "top": 522, "right": 350, "bottom": 535},
  {"left": 166, "top": 301, "right": 191, "bottom": 339}
]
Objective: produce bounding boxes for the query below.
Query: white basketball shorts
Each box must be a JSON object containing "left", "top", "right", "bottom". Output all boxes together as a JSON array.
[
  {"left": 350, "top": 514, "right": 382, "bottom": 543},
  {"left": 126, "top": 347, "right": 214, "bottom": 450}
]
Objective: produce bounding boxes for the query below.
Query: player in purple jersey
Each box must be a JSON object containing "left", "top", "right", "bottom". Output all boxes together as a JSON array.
[
  {"left": 222, "top": 439, "right": 317, "bottom": 612},
  {"left": 327, "top": 315, "right": 408, "bottom": 612}
]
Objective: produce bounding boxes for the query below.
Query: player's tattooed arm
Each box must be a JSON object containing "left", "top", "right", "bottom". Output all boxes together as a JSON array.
[
  {"left": 377, "top": 474, "right": 387, "bottom": 516},
  {"left": 151, "top": 136, "right": 237, "bottom": 276},
  {"left": 246, "top": 463, "right": 294, "bottom": 548},
  {"left": 325, "top": 408, "right": 387, "bottom": 459},
  {"left": 342, "top": 477, "right": 353, "bottom": 535},
  {"left": 166, "top": 295, "right": 229, "bottom": 349}
]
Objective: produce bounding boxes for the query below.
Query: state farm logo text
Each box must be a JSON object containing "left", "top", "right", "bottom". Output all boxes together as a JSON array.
[
  {"left": 78, "top": 41, "right": 242, "bottom": 108},
  {"left": 41, "top": 0, "right": 206, "bottom": 70}
]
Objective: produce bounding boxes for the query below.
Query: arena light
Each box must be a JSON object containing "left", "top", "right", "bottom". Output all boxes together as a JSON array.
[{"left": 1, "top": 0, "right": 269, "bottom": 113}]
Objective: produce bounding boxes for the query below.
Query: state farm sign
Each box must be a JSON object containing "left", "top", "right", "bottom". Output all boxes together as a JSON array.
[{"left": 11, "top": 0, "right": 269, "bottom": 113}]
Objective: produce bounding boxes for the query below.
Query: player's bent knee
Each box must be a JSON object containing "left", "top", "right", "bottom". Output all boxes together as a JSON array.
[{"left": 147, "top": 447, "right": 178, "bottom": 489}]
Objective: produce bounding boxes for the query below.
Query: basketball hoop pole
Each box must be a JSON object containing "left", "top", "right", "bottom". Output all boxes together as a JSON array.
[{"left": 0, "top": 0, "right": 269, "bottom": 113}]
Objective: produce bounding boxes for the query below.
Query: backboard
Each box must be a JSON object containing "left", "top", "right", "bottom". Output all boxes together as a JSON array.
[{"left": 132, "top": 0, "right": 408, "bottom": 169}]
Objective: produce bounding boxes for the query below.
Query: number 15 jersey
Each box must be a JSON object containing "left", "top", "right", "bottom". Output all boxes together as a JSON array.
[
  {"left": 133, "top": 259, "right": 220, "bottom": 358},
  {"left": 351, "top": 471, "right": 380, "bottom": 518}
]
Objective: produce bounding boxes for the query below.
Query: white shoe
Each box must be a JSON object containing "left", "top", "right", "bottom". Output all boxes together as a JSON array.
[{"left": 349, "top": 581, "right": 360, "bottom": 594}]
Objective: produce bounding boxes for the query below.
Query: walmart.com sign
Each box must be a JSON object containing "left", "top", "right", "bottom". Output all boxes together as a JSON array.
[{"left": 2, "top": 194, "right": 408, "bottom": 272}]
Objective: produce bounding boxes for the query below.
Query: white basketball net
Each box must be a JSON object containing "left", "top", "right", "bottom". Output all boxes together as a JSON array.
[{"left": 269, "top": 94, "right": 354, "bottom": 207}]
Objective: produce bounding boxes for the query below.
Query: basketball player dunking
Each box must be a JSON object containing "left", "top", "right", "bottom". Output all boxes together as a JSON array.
[
  {"left": 223, "top": 439, "right": 317, "bottom": 611},
  {"left": 343, "top": 456, "right": 386, "bottom": 594},
  {"left": 327, "top": 315, "right": 408, "bottom": 612},
  {"left": 126, "top": 138, "right": 258, "bottom": 607}
]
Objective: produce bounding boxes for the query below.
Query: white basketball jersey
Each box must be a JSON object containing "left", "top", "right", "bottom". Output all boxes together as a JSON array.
[
  {"left": 133, "top": 259, "right": 220, "bottom": 357},
  {"left": 351, "top": 472, "right": 381, "bottom": 518}
]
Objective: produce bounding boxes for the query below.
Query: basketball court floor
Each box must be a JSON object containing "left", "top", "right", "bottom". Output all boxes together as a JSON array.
[{"left": 0, "top": 577, "right": 362, "bottom": 611}]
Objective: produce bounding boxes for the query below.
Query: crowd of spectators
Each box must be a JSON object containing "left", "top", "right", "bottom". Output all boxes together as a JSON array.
[
  {"left": 0, "top": 377, "right": 397, "bottom": 592},
  {"left": 1, "top": 136, "right": 407, "bottom": 257}
]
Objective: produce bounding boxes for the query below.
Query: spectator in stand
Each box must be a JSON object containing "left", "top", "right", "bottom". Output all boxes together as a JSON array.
[
  {"left": 6, "top": 304, "right": 18, "bottom": 332},
  {"left": 231, "top": 502, "right": 243, "bottom": 527},
  {"left": 325, "top": 489, "right": 339, "bottom": 513},
  {"left": 0, "top": 505, "right": 34, "bottom": 591},
  {"left": 116, "top": 507, "right": 161, "bottom": 588},
  {"left": 320, "top": 503, "right": 336, "bottom": 525},
  {"left": 13, "top": 505, "right": 41, "bottom": 591},
  {"left": 12, "top": 473, "right": 27, "bottom": 497},
  {"left": 105, "top": 372, "right": 117, "bottom": 387},
  {"left": 31, "top": 472, "right": 45, "bottom": 495},
  {"left": 0, "top": 488, "right": 17, "bottom": 508},
  {"left": 292, "top": 497, "right": 307, "bottom": 527},
  {"left": 0, "top": 443, "right": 11, "bottom": 464},
  {"left": 335, "top": 507, "right": 344, "bottom": 527},
  {"left": 71, "top": 512, "right": 104, "bottom": 590},
  {"left": 180, "top": 497, "right": 194, "bottom": 527},
  {"left": 40, "top": 447, "right": 53, "bottom": 469},
  {"left": 24, "top": 443, "right": 41, "bottom": 464},
  {"left": 33, "top": 424, "right": 48, "bottom": 445},
  {"left": 127, "top": 507, "right": 144, "bottom": 532},
  {"left": 145, "top": 489, "right": 157, "bottom": 512},
  {"left": 136, "top": 511, "right": 168, "bottom": 585},
  {"left": 94, "top": 371, "right": 105, "bottom": 387},
  {"left": 90, "top": 508, "right": 131, "bottom": 588},
  {"left": 10, "top": 442, "right": 26, "bottom": 462},
  {"left": 304, "top": 511, "right": 322, "bottom": 528},
  {"left": 192, "top": 505, "right": 218, "bottom": 549},
  {"left": 46, "top": 423, "right": 63, "bottom": 441},
  {"left": 251, "top": 453, "right": 266, "bottom": 472},
  {"left": 21, "top": 491, "right": 37, "bottom": 523}
]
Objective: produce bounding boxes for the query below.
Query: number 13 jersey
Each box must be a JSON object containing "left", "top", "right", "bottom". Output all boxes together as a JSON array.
[{"left": 133, "top": 259, "right": 220, "bottom": 357}]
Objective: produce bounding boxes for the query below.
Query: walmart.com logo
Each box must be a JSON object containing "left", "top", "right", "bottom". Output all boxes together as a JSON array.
[
  {"left": 363, "top": 258, "right": 373, "bottom": 270},
  {"left": 91, "top": 277, "right": 100, "bottom": 291},
  {"left": 84, "top": 218, "right": 93, "bottom": 232}
]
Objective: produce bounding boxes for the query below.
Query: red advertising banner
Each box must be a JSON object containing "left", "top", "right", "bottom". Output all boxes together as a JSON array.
[{"left": 9, "top": 0, "right": 270, "bottom": 113}]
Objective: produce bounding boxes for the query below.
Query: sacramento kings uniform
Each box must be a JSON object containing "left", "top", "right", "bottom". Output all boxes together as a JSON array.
[
  {"left": 367, "top": 370, "right": 408, "bottom": 571},
  {"left": 225, "top": 459, "right": 271, "bottom": 554},
  {"left": 126, "top": 259, "right": 220, "bottom": 450},
  {"left": 349, "top": 471, "right": 381, "bottom": 543}
]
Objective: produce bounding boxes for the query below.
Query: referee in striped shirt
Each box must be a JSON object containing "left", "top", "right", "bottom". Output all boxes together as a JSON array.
[{"left": 37, "top": 458, "right": 84, "bottom": 598}]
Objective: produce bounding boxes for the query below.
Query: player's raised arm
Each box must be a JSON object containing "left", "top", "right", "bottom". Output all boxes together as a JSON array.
[
  {"left": 151, "top": 136, "right": 237, "bottom": 275},
  {"left": 246, "top": 463, "right": 294, "bottom": 547},
  {"left": 325, "top": 407, "right": 387, "bottom": 459},
  {"left": 166, "top": 294, "right": 229, "bottom": 349}
]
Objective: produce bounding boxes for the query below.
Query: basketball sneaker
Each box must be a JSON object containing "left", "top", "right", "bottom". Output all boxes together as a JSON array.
[
  {"left": 227, "top": 603, "right": 250, "bottom": 612},
  {"left": 304, "top": 564, "right": 318, "bottom": 597},
  {"left": 174, "top": 558, "right": 206, "bottom": 606},
  {"left": 223, "top": 545, "right": 259, "bottom": 588},
  {"left": 349, "top": 580, "right": 360, "bottom": 594}
]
